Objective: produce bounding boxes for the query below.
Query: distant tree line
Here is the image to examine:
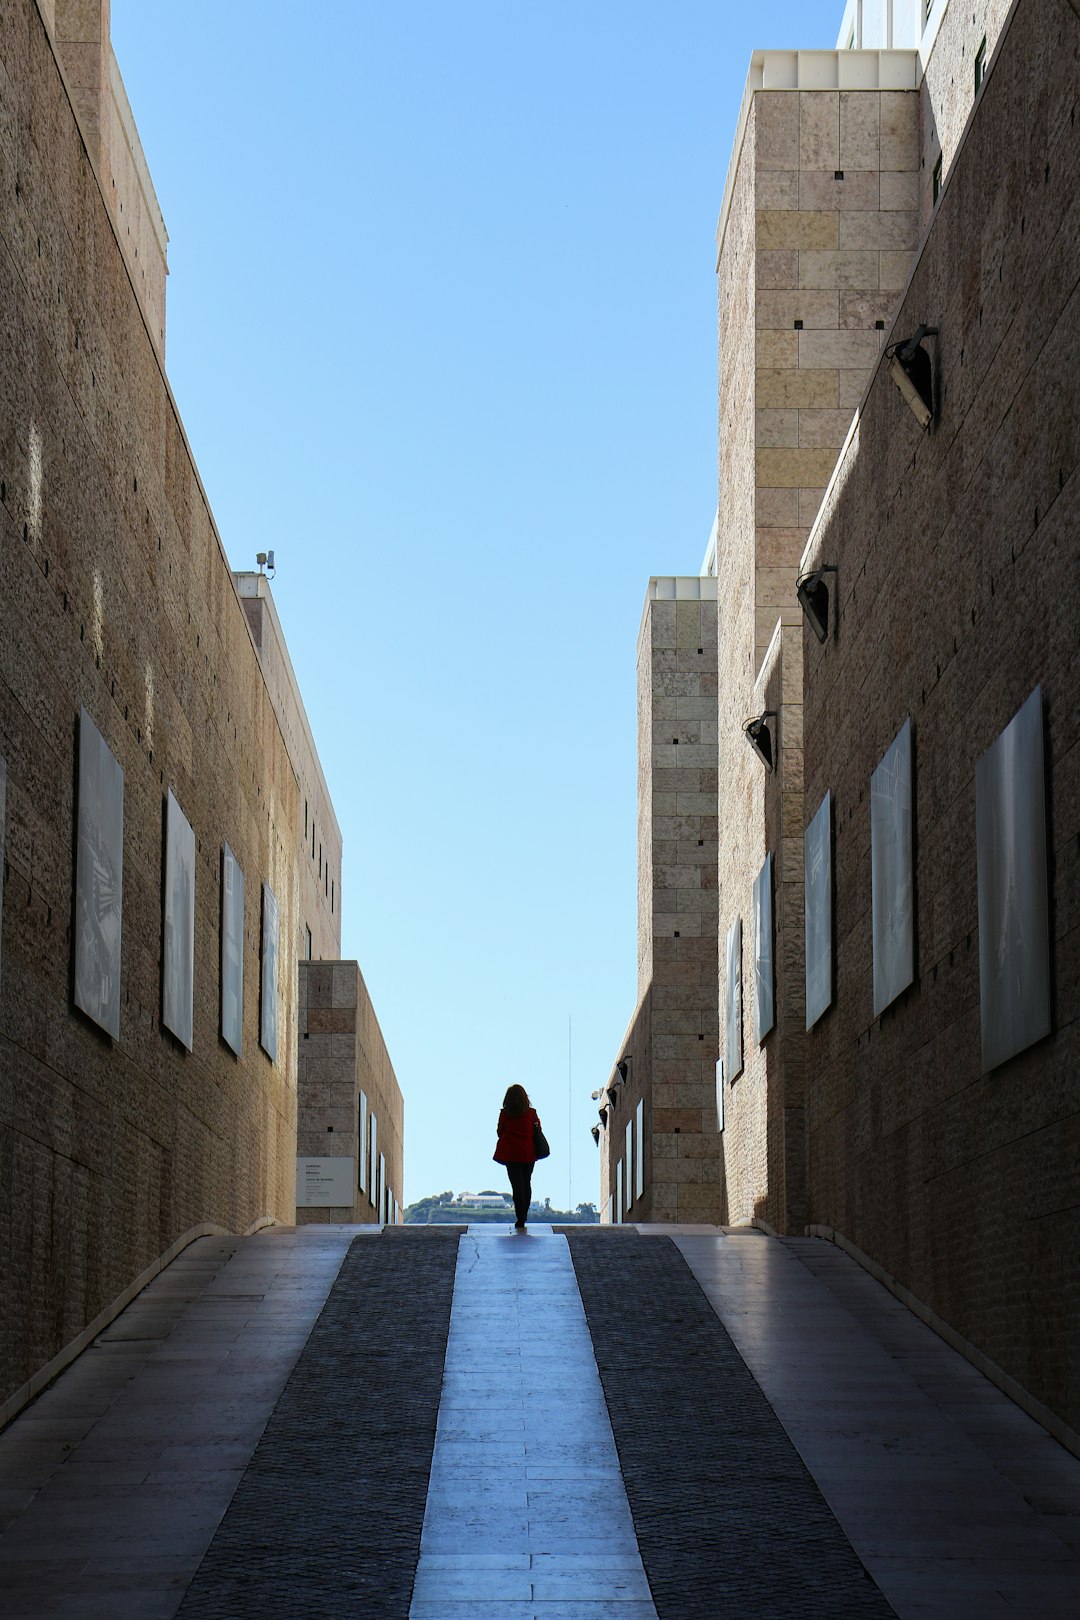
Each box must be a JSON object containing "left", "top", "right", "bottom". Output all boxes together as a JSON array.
[{"left": 404, "top": 1191, "right": 598, "bottom": 1224}]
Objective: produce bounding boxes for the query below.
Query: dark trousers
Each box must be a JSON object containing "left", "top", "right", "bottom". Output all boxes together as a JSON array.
[{"left": 505, "top": 1162, "right": 533, "bottom": 1224}]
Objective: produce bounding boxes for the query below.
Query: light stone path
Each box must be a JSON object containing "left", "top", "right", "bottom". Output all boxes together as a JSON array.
[
  {"left": 673, "top": 1231, "right": 1080, "bottom": 1620},
  {"left": 408, "top": 1224, "right": 658, "bottom": 1620}
]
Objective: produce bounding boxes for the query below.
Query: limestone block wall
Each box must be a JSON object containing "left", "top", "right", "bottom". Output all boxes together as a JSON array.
[
  {"left": 799, "top": 0, "right": 1080, "bottom": 1436},
  {"left": 603, "top": 581, "right": 719, "bottom": 1223},
  {"left": 0, "top": 0, "right": 302, "bottom": 1417},
  {"left": 236, "top": 575, "right": 342, "bottom": 965},
  {"left": 296, "top": 962, "right": 404, "bottom": 1226}
]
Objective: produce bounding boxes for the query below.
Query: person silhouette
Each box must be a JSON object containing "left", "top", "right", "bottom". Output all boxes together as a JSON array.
[{"left": 493, "top": 1084, "right": 543, "bottom": 1230}]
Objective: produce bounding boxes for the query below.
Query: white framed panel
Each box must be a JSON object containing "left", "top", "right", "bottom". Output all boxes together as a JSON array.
[
  {"left": 220, "top": 843, "right": 244, "bottom": 1055},
  {"left": 634, "top": 1099, "right": 644, "bottom": 1200},
  {"left": 357, "top": 1090, "right": 368, "bottom": 1191},
  {"left": 369, "top": 1112, "right": 378, "bottom": 1205},
  {"left": 260, "top": 881, "right": 279, "bottom": 1061},
  {"left": 624, "top": 1120, "right": 633, "bottom": 1213},
  {"left": 725, "top": 917, "right": 743, "bottom": 1081},
  {"left": 0, "top": 753, "right": 6, "bottom": 993},
  {"left": 74, "top": 708, "right": 124, "bottom": 1039},
  {"left": 163, "top": 790, "right": 195, "bottom": 1049},
  {"left": 296, "top": 1157, "right": 355, "bottom": 1207},
  {"left": 871, "top": 718, "right": 915, "bottom": 1016},
  {"left": 378, "top": 1151, "right": 386, "bottom": 1224},
  {"left": 976, "top": 686, "right": 1051, "bottom": 1072},
  {"left": 753, "top": 853, "right": 775, "bottom": 1042},
  {"left": 616, "top": 1158, "right": 624, "bottom": 1224},
  {"left": 715, "top": 1058, "right": 724, "bottom": 1132},
  {"left": 804, "top": 791, "right": 834, "bottom": 1029}
]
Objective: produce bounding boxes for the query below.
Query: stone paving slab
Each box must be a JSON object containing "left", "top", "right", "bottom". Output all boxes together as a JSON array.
[
  {"left": 173, "top": 1227, "right": 460, "bottom": 1620},
  {"left": 408, "top": 1225, "right": 659, "bottom": 1620},
  {"left": 565, "top": 1229, "right": 895, "bottom": 1620},
  {"left": 673, "top": 1231, "right": 1080, "bottom": 1620}
]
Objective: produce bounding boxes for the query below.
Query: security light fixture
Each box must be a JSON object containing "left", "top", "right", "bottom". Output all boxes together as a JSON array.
[
  {"left": 598, "top": 1106, "right": 608, "bottom": 1125},
  {"left": 616, "top": 1057, "right": 630, "bottom": 1081},
  {"left": 590, "top": 1088, "right": 604, "bottom": 1101},
  {"left": 886, "top": 326, "right": 938, "bottom": 429},
  {"left": 743, "top": 711, "right": 778, "bottom": 771},
  {"left": 796, "top": 566, "right": 838, "bottom": 643},
  {"left": 591, "top": 1124, "right": 601, "bottom": 1144},
  {"left": 606, "top": 1086, "right": 619, "bottom": 1107}
]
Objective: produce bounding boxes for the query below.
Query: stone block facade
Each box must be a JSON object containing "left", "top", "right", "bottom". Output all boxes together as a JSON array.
[
  {"left": 601, "top": 580, "right": 720, "bottom": 1224},
  {"left": 713, "top": 50, "right": 921, "bottom": 1231},
  {"left": 799, "top": 0, "right": 1080, "bottom": 1437},
  {"left": 0, "top": 0, "right": 319, "bottom": 1420},
  {"left": 296, "top": 962, "right": 404, "bottom": 1226}
]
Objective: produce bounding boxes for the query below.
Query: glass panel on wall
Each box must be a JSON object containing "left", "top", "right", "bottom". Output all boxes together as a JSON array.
[
  {"left": 726, "top": 917, "right": 743, "bottom": 1080},
  {"left": 976, "top": 686, "right": 1051, "bottom": 1072},
  {"left": 871, "top": 718, "right": 915, "bottom": 1016},
  {"left": 624, "top": 1120, "right": 633, "bottom": 1213},
  {"left": 753, "top": 854, "right": 775, "bottom": 1042},
  {"left": 259, "top": 882, "right": 279, "bottom": 1061},
  {"left": 635, "top": 1098, "right": 644, "bottom": 1200},
  {"left": 804, "top": 791, "right": 834, "bottom": 1029},
  {"left": 358, "top": 1090, "right": 368, "bottom": 1191},
  {"left": 162, "top": 789, "right": 195, "bottom": 1050},
  {"left": 221, "top": 843, "right": 244, "bottom": 1055},
  {"left": 74, "top": 708, "right": 124, "bottom": 1040}
]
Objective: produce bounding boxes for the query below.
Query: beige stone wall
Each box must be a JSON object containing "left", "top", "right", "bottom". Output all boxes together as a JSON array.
[
  {"left": 0, "top": 0, "right": 301, "bottom": 1413},
  {"left": 45, "top": 1, "right": 168, "bottom": 359},
  {"left": 919, "top": 0, "right": 1015, "bottom": 231},
  {"left": 296, "top": 962, "right": 404, "bottom": 1225},
  {"left": 236, "top": 575, "right": 342, "bottom": 965},
  {"left": 603, "top": 581, "right": 719, "bottom": 1223},
  {"left": 800, "top": 0, "right": 1080, "bottom": 1433},
  {"left": 714, "top": 61, "right": 920, "bottom": 1232}
]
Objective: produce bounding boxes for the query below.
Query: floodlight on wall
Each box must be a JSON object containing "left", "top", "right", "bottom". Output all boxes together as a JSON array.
[
  {"left": 606, "top": 1086, "right": 619, "bottom": 1107},
  {"left": 616, "top": 1057, "right": 630, "bottom": 1081},
  {"left": 743, "top": 711, "right": 778, "bottom": 771},
  {"left": 590, "top": 1088, "right": 604, "bottom": 1101},
  {"left": 885, "top": 326, "right": 939, "bottom": 428},
  {"left": 591, "top": 1124, "right": 601, "bottom": 1145},
  {"left": 796, "top": 566, "right": 838, "bottom": 643},
  {"left": 598, "top": 1106, "right": 608, "bottom": 1125}
]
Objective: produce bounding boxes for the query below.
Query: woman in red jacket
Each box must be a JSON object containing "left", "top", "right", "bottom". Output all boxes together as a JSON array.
[{"left": 493, "top": 1084, "right": 542, "bottom": 1230}]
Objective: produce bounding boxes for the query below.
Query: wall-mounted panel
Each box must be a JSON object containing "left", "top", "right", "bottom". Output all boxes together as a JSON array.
[
  {"left": 358, "top": 1089, "right": 368, "bottom": 1192},
  {"left": 715, "top": 1058, "right": 724, "bottom": 1133},
  {"left": 378, "top": 1152, "right": 386, "bottom": 1223},
  {"left": 804, "top": 791, "right": 833, "bottom": 1029},
  {"left": 634, "top": 1099, "right": 644, "bottom": 1200},
  {"left": 625, "top": 1119, "right": 634, "bottom": 1213},
  {"left": 753, "top": 854, "right": 775, "bottom": 1042},
  {"left": 871, "top": 718, "right": 915, "bottom": 1016},
  {"left": 73, "top": 708, "right": 124, "bottom": 1040},
  {"left": 260, "top": 882, "right": 279, "bottom": 1062},
  {"left": 616, "top": 1158, "right": 624, "bottom": 1224},
  {"left": 726, "top": 917, "right": 743, "bottom": 1081},
  {"left": 976, "top": 686, "right": 1051, "bottom": 1072},
  {"left": 296, "top": 1157, "right": 355, "bottom": 1208},
  {"left": 220, "top": 843, "right": 244, "bottom": 1056},
  {"left": 162, "top": 790, "right": 195, "bottom": 1050},
  {"left": 0, "top": 754, "right": 6, "bottom": 993},
  {"left": 370, "top": 1112, "right": 378, "bottom": 1202}
]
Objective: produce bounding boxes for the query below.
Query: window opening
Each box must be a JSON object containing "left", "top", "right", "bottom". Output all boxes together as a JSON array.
[
  {"left": 974, "top": 37, "right": 987, "bottom": 95},
  {"left": 932, "top": 153, "right": 943, "bottom": 205}
]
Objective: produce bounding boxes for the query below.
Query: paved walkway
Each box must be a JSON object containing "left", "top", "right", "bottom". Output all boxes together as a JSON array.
[
  {"left": 409, "top": 1225, "right": 656, "bottom": 1619},
  {"left": 0, "top": 1222, "right": 1077, "bottom": 1617}
]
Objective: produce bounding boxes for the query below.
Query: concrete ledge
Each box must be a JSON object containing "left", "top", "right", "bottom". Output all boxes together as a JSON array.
[
  {"left": 0, "top": 1219, "right": 273, "bottom": 1432},
  {"left": 807, "top": 1223, "right": 1080, "bottom": 1462}
]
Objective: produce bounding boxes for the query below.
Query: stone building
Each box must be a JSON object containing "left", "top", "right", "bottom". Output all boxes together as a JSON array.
[
  {"left": 602, "top": 0, "right": 1078, "bottom": 1445},
  {"left": 0, "top": 0, "right": 403, "bottom": 1425},
  {"left": 798, "top": 0, "right": 1080, "bottom": 1445},
  {"left": 599, "top": 579, "right": 719, "bottom": 1225}
]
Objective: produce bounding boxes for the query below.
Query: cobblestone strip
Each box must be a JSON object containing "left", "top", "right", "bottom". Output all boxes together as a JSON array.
[
  {"left": 562, "top": 1231, "right": 896, "bottom": 1620},
  {"left": 178, "top": 1229, "right": 463, "bottom": 1620}
]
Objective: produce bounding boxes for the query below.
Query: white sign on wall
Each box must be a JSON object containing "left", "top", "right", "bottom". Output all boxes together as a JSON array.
[{"left": 296, "top": 1156, "right": 355, "bottom": 1208}]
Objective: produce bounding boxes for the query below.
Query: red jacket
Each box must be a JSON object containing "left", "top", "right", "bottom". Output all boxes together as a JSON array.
[{"left": 493, "top": 1107, "right": 540, "bottom": 1165}]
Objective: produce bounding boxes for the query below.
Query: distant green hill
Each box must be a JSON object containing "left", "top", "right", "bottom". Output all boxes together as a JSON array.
[{"left": 404, "top": 1191, "right": 598, "bottom": 1225}]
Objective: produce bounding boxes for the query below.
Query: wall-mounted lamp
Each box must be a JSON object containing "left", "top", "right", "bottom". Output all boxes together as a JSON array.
[
  {"left": 598, "top": 1106, "right": 608, "bottom": 1125},
  {"left": 796, "top": 565, "right": 838, "bottom": 643},
  {"left": 886, "top": 326, "right": 938, "bottom": 428},
  {"left": 743, "top": 711, "right": 778, "bottom": 771},
  {"left": 616, "top": 1057, "right": 630, "bottom": 1081},
  {"left": 591, "top": 1124, "right": 601, "bottom": 1145},
  {"left": 590, "top": 1088, "right": 604, "bottom": 1101},
  {"left": 606, "top": 1086, "right": 619, "bottom": 1107}
]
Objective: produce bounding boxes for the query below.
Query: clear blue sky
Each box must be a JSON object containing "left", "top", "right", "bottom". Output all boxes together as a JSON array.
[{"left": 111, "top": 1, "right": 842, "bottom": 1208}]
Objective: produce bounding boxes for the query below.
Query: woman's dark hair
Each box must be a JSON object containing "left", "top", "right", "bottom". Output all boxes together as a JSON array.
[{"left": 502, "top": 1084, "right": 531, "bottom": 1116}]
